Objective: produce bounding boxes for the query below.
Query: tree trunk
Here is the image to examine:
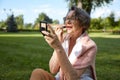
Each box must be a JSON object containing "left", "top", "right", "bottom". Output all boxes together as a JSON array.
[
  {"left": 77, "top": 0, "right": 82, "bottom": 9},
  {"left": 77, "top": 0, "right": 92, "bottom": 15}
]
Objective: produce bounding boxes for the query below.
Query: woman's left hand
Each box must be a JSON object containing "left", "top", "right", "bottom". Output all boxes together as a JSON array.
[{"left": 42, "top": 25, "right": 62, "bottom": 49}]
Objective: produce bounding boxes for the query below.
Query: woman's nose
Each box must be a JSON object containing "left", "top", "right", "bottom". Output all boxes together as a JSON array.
[{"left": 65, "top": 19, "right": 71, "bottom": 24}]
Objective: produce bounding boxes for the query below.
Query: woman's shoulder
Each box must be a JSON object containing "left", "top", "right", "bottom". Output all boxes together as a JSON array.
[
  {"left": 80, "top": 33, "right": 97, "bottom": 55},
  {"left": 81, "top": 33, "right": 97, "bottom": 48}
]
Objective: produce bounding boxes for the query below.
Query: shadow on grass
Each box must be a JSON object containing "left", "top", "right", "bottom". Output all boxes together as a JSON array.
[{"left": 91, "top": 37, "right": 120, "bottom": 80}]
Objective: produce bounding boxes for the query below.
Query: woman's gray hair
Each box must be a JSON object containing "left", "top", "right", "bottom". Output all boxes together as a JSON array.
[{"left": 68, "top": 6, "right": 90, "bottom": 31}]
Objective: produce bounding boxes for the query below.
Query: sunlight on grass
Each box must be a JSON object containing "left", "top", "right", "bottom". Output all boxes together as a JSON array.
[
  {"left": 0, "top": 32, "right": 120, "bottom": 38},
  {"left": 89, "top": 32, "right": 120, "bottom": 38},
  {"left": 0, "top": 34, "right": 42, "bottom": 37}
]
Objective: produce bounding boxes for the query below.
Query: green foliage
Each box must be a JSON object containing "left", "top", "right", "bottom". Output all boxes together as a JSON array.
[
  {"left": 0, "top": 21, "right": 6, "bottom": 29},
  {"left": 6, "top": 14, "right": 18, "bottom": 32},
  {"left": 24, "top": 23, "right": 33, "bottom": 29},
  {"left": 35, "top": 12, "right": 53, "bottom": 24},
  {"left": 118, "top": 19, "right": 120, "bottom": 26},
  {"left": 106, "top": 12, "right": 116, "bottom": 28},
  {"left": 53, "top": 19, "right": 60, "bottom": 24},
  {"left": 91, "top": 17, "right": 104, "bottom": 30},
  {"left": 15, "top": 15, "right": 24, "bottom": 29},
  {"left": 65, "top": 0, "right": 113, "bottom": 14},
  {"left": 33, "top": 12, "right": 53, "bottom": 30},
  {"left": 90, "top": 12, "right": 120, "bottom": 31}
]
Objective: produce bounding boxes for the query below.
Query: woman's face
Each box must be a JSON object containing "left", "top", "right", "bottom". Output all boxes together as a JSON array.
[{"left": 64, "top": 10, "right": 83, "bottom": 35}]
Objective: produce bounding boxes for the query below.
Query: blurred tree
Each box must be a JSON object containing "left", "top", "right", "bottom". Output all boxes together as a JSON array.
[
  {"left": 53, "top": 19, "right": 60, "bottom": 24},
  {"left": 91, "top": 18, "right": 100, "bottom": 30},
  {"left": 34, "top": 12, "right": 53, "bottom": 30},
  {"left": 90, "top": 17, "right": 104, "bottom": 30},
  {"left": 6, "top": 14, "right": 18, "bottom": 32},
  {"left": 118, "top": 19, "right": 120, "bottom": 27},
  {"left": 24, "top": 23, "right": 32, "bottom": 29},
  {"left": 65, "top": 0, "right": 113, "bottom": 15},
  {"left": 35, "top": 12, "right": 53, "bottom": 24},
  {"left": 32, "top": 23, "right": 39, "bottom": 30},
  {"left": 108, "top": 12, "right": 116, "bottom": 28},
  {"left": 0, "top": 21, "right": 6, "bottom": 29},
  {"left": 15, "top": 15, "right": 24, "bottom": 30}
]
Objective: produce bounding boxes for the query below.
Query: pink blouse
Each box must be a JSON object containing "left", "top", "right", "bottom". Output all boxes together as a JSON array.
[{"left": 56, "top": 32, "right": 97, "bottom": 80}]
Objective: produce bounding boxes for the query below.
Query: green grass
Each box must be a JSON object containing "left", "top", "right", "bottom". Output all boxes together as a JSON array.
[
  {"left": 89, "top": 33, "right": 120, "bottom": 80},
  {"left": 0, "top": 32, "right": 120, "bottom": 80}
]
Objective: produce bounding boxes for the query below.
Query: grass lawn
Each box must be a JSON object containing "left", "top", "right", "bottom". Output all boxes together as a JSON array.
[{"left": 0, "top": 32, "right": 120, "bottom": 80}]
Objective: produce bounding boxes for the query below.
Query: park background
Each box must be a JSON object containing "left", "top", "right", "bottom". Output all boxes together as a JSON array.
[{"left": 0, "top": 0, "right": 120, "bottom": 80}]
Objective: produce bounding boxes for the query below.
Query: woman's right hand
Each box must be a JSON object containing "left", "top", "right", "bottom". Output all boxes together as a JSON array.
[{"left": 55, "top": 26, "right": 64, "bottom": 43}]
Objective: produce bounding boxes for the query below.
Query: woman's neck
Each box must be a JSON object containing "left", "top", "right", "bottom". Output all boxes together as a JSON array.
[{"left": 70, "top": 30, "right": 83, "bottom": 41}]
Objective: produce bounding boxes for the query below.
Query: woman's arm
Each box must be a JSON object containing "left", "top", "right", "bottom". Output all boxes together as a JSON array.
[
  {"left": 49, "top": 50, "right": 60, "bottom": 74},
  {"left": 55, "top": 45, "right": 79, "bottom": 80},
  {"left": 49, "top": 25, "right": 65, "bottom": 74},
  {"left": 42, "top": 26, "right": 79, "bottom": 80}
]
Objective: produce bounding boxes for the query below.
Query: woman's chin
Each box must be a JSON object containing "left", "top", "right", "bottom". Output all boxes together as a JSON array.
[{"left": 67, "top": 30, "right": 72, "bottom": 34}]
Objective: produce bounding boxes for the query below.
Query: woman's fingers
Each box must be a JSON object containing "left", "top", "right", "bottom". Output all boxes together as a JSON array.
[
  {"left": 42, "top": 31, "right": 53, "bottom": 38},
  {"left": 47, "top": 24, "right": 55, "bottom": 34},
  {"left": 41, "top": 24, "right": 62, "bottom": 49}
]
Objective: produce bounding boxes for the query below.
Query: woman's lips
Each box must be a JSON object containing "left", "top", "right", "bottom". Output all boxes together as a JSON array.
[
  {"left": 65, "top": 26, "right": 72, "bottom": 30},
  {"left": 66, "top": 26, "right": 72, "bottom": 28}
]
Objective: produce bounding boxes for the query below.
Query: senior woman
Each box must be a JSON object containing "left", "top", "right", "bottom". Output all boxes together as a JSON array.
[{"left": 30, "top": 6, "right": 97, "bottom": 80}]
